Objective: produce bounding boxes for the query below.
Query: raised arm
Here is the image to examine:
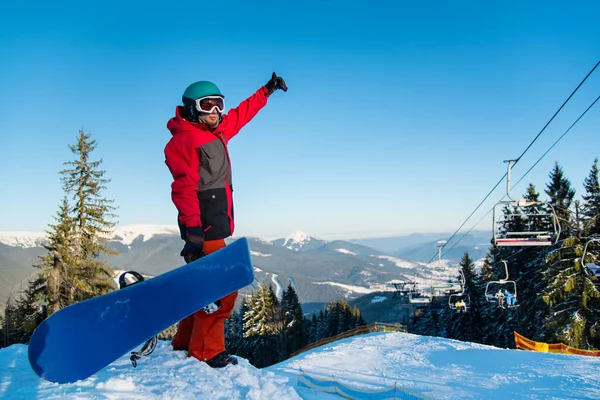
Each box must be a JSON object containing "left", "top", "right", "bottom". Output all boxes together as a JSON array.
[{"left": 221, "top": 72, "right": 288, "bottom": 140}]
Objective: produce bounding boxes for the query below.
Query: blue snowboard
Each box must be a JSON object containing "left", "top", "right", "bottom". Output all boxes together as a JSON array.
[{"left": 28, "top": 237, "right": 254, "bottom": 384}]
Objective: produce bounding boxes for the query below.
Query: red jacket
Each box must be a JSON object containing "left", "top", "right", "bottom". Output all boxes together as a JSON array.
[{"left": 164, "top": 86, "right": 269, "bottom": 241}]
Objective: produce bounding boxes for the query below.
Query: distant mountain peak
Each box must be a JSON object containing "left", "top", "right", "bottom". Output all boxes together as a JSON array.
[
  {"left": 111, "top": 224, "right": 179, "bottom": 246},
  {"left": 284, "top": 231, "right": 317, "bottom": 244},
  {"left": 0, "top": 224, "right": 181, "bottom": 249},
  {"left": 0, "top": 231, "right": 47, "bottom": 248},
  {"left": 282, "top": 231, "right": 327, "bottom": 251}
]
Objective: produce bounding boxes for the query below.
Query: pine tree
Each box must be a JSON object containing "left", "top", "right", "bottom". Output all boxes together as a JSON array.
[
  {"left": 350, "top": 305, "right": 362, "bottom": 328},
  {"left": 2, "top": 295, "right": 16, "bottom": 347},
  {"left": 519, "top": 163, "right": 580, "bottom": 343},
  {"left": 582, "top": 158, "right": 600, "bottom": 236},
  {"left": 0, "top": 314, "right": 4, "bottom": 348},
  {"left": 509, "top": 184, "right": 551, "bottom": 340},
  {"left": 357, "top": 314, "right": 367, "bottom": 327},
  {"left": 542, "top": 237, "right": 600, "bottom": 349},
  {"left": 243, "top": 281, "right": 281, "bottom": 337},
  {"left": 326, "top": 301, "right": 341, "bottom": 337},
  {"left": 545, "top": 162, "right": 576, "bottom": 239},
  {"left": 11, "top": 284, "right": 45, "bottom": 343},
  {"left": 34, "top": 197, "right": 76, "bottom": 313},
  {"left": 307, "top": 313, "right": 318, "bottom": 343},
  {"left": 228, "top": 298, "right": 252, "bottom": 360},
  {"left": 446, "top": 252, "right": 486, "bottom": 344},
  {"left": 491, "top": 182, "right": 544, "bottom": 339},
  {"left": 242, "top": 282, "right": 283, "bottom": 367},
  {"left": 338, "top": 302, "right": 354, "bottom": 333},
  {"left": 60, "top": 129, "right": 117, "bottom": 302},
  {"left": 477, "top": 256, "right": 501, "bottom": 345},
  {"left": 280, "top": 283, "right": 306, "bottom": 357},
  {"left": 316, "top": 309, "right": 328, "bottom": 341}
]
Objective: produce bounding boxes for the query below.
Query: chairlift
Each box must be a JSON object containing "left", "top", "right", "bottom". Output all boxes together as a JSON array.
[
  {"left": 432, "top": 283, "right": 462, "bottom": 296},
  {"left": 448, "top": 270, "right": 470, "bottom": 312},
  {"left": 484, "top": 260, "right": 518, "bottom": 309},
  {"left": 581, "top": 238, "right": 600, "bottom": 278},
  {"left": 392, "top": 281, "right": 421, "bottom": 308},
  {"left": 493, "top": 160, "right": 561, "bottom": 247},
  {"left": 409, "top": 289, "right": 431, "bottom": 305}
]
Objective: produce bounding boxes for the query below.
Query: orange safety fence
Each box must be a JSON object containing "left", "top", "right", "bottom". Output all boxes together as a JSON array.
[
  {"left": 291, "top": 322, "right": 406, "bottom": 358},
  {"left": 514, "top": 331, "right": 600, "bottom": 357}
]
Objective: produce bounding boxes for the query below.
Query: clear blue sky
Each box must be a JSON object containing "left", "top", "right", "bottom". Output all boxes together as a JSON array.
[{"left": 1, "top": 1, "right": 599, "bottom": 240}]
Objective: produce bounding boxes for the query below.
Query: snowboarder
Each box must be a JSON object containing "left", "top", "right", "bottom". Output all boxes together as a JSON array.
[{"left": 164, "top": 72, "right": 287, "bottom": 368}]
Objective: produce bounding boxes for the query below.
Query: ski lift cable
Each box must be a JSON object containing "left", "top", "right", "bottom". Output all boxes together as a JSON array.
[
  {"left": 421, "top": 61, "right": 600, "bottom": 267},
  {"left": 512, "top": 93, "right": 600, "bottom": 189},
  {"left": 513, "top": 60, "right": 600, "bottom": 165},
  {"left": 438, "top": 93, "right": 600, "bottom": 261},
  {"left": 423, "top": 176, "right": 506, "bottom": 266}
]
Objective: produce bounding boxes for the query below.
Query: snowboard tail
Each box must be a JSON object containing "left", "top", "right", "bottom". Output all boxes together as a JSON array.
[{"left": 28, "top": 237, "right": 254, "bottom": 384}]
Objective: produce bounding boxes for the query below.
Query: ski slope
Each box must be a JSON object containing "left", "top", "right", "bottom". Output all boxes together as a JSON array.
[{"left": 1, "top": 332, "right": 599, "bottom": 399}]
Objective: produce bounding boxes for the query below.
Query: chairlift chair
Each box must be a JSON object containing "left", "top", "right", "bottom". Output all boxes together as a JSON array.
[
  {"left": 409, "top": 290, "right": 431, "bottom": 306},
  {"left": 493, "top": 160, "right": 561, "bottom": 247},
  {"left": 449, "top": 293, "right": 471, "bottom": 312},
  {"left": 448, "top": 270, "right": 470, "bottom": 312},
  {"left": 484, "top": 260, "right": 518, "bottom": 308},
  {"left": 581, "top": 238, "right": 600, "bottom": 278},
  {"left": 431, "top": 283, "right": 462, "bottom": 296}
]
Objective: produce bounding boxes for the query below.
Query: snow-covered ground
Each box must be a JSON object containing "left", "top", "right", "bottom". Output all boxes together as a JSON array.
[
  {"left": 314, "top": 282, "right": 375, "bottom": 295},
  {"left": 2, "top": 332, "right": 600, "bottom": 399}
]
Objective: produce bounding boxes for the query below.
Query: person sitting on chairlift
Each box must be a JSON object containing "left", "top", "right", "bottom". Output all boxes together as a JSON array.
[
  {"left": 495, "top": 289, "right": 505, "bottom": 308},
  {"left": 454, "top": 300, "right": 461, "bottom": 310},
  {"left": 504, "top": 289, "right": 516, "bottom": 307}
]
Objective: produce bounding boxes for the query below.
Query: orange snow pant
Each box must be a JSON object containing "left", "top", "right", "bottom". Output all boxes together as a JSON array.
[{"left": 171, "top": 239, "right": 238, "bottom": 361}]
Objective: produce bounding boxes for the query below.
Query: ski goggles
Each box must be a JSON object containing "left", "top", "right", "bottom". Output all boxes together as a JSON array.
[{"left": 195, "top": 96, "right": 225, "bottom": 113}]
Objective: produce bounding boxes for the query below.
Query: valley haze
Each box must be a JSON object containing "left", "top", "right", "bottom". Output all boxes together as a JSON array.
[{"left": 0, "top": 224, "right": 491, "bottom": 318}]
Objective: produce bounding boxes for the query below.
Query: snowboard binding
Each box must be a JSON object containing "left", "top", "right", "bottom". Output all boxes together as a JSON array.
[{"left": 119, "top": 271, "right": 158, "bottom": 367}]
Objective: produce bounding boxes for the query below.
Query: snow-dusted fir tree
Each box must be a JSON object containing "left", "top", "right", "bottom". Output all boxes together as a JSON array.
[
  {"left": 545, "top": 162, "right": 576, "bottom": 239},
  {"left": 477, "top": 254, "right": 509, "bottom": 346},
  {"left": 280, "top": 283, "right": 306, "bottom": 357},
  {"left": 542, "top": 236, "right": 600, "bottom": 349},
  {"left": 306, "top": 313, "right": 319, "bottom": 343},
  {"left": 242, "top": 281, "right": 284, "bottom": 367},
  {"left": 316, "top": 309, "right": 328, "bottom": 341},
  {"left": 581, "top": 158, "right": 600, "bottom": 236},
  {"left": 243, "top": 281, "right": 282, "bottom": 337},
  {"left": 225, "top": 298, "right": 250, "bottom": 357},
  {"left": 446, "top": 252, "right": 486, "bottom": 344},
  {"left": 508, "top": 183, "right": 553, "bottom": 340}
]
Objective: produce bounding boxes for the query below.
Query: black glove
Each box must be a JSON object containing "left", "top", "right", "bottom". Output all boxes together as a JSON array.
[
  {"left": 265, "top": 72, "right": 287, "bottom": 95},
  {"left": 180, "top": 227, "right": 205, "bottom": 264}
]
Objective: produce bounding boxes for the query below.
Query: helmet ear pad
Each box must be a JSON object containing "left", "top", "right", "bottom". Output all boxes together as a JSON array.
[{"left": 184, "top": 104, "right": 199, "bottom": 122}]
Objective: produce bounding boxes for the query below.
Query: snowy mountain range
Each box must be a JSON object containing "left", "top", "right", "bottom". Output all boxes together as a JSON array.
[{"left": 0, "top": 225, "right": 488, "bottom": 317}]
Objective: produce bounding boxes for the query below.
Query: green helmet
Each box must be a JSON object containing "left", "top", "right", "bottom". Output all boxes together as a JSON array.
[{"left": 182, "top": 81, "right": 223, "bottom": 105}]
